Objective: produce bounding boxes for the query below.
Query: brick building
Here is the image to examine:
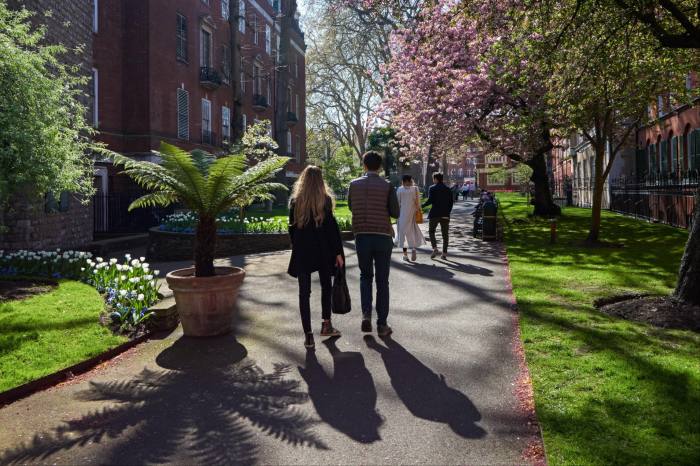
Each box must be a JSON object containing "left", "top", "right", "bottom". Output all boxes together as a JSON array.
[
  {"left": 92, "top": 0, "right": 306, "bottom": 234},
  {"left": 1, "top": 0, "right": 95, "bottom": 251}
]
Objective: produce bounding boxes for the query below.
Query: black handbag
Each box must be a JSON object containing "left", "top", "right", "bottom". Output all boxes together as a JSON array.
[{"left": 332, "top": 267, "right": 352, "bottom": 314}]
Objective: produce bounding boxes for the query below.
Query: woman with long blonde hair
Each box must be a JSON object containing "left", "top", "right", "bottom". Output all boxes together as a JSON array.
[{"left": 288, "top": 166, "right": 344, "bottom": 349}]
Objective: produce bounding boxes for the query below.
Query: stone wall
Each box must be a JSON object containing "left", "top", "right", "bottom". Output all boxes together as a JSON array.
[
  {"left": 2, "top": 0, "right": 95, "bottom": 251},
  {"left": 147, "top": 229, "right": 293, "bottom": 262}
]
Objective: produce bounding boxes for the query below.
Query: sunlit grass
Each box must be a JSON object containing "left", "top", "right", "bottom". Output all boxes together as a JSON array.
[
  {"left": 0, "top": 280, "right": 127, "bottom": 392},
  {"left": 501, "top": 193, "right": 700, "bottom": 465}
]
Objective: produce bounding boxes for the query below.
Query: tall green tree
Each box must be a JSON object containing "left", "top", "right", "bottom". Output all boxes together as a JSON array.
[{"left": 0, "top": 2, "right": 95, "bottom": 230}]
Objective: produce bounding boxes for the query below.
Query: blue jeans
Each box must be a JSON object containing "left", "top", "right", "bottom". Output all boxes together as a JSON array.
[{"left": 355, "top": 234, "right": 393, "bottom": 326}]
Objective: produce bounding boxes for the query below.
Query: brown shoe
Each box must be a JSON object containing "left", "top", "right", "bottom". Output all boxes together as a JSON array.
[
  {"left": 320, "top": 321, "right": 341, "bottom": 337},
  {"left": 377, "top": 324, "right": 393, "bottom": 337}
]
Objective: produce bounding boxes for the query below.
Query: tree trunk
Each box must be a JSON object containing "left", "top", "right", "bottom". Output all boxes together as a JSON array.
[
  {"left": 194, "top": 215, "right": 217, "bottom": 277},
  {"left": 527, "top": 152, "right": 561, "bottom": 217},
  {"left": 674, "top": 192, "right": 700, "bottom": 305},
  {"left": 587, "top": 143, "right": 606, "bottom": 243}
]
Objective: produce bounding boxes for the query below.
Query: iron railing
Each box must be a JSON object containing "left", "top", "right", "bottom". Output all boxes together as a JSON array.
[
  {"left": 93, "top": 193, "right": 174, "bottom": 235},
  {"left": 199, "top": 66, "right": 222, "bottom": 88},
  {"left": 253, "top": 93, "right": 269, "bottom": 108},
  {"left": 609, "top": 171, "right": 699, "bottom": 229}
]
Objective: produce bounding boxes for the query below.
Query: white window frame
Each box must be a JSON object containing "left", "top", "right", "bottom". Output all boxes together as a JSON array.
[
  {"left": 265, "top": 24, "right": 271, "bottom": 55},
  {"left": 222, "top": 0, "right": 230, "bottom": 19},
  {"left": 253, "top": 63, "right": 261, "bottom": 95},
  {"left": 222, "top": 106, "right": 231, "bottom": 141},
  {"left": 201, "top": 98, "right": 212, "bottom": 141},
  {"left": 177, "top": 88, "right": 190, "bottom": 140},
  {"left": 93, "top": 0, "right": 99, "bottom": 33},
  {"left": 92, "top": 68, "right": 99, "bottom": 128},
  {"left": 287, "top": 130, "right": 292, "bottom": 155},
  {"left": 242, "top": 114, "right": 247, "bottom": 133},
  {"left": 239, "top": 1, "right": 246, "bottom": 33}
]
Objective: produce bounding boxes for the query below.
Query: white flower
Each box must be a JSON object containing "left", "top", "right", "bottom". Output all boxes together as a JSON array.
[
  {"left": 154, "top": 270, "right": 160, "bottom": 276},
  {"left": 116, "top": 264, "right": 123, "bottom": 271},
  {"left": 96, "top": 257, "right": 104, "bottom": 263},
  {"left": 119, "top": 290, "right": 128, "bottom": 297},
  {"left": 137, "top": 293, "right": 145, "bottom": 301},
  {"left": 139, "top": 257, "right": 145, "bottom": 262},
  {"left": 121, "top": 275, "right": 127, "bottom": 281},
  {"left": 131, "top": 259, "right": 140, "bottom": 267},
  {"left": 80, "top": 267, "right": 85, "bottom": 272},
  {"left": 109, "top": 258, "right": 118, "bottom": 265},
  {"left": 125, "top": 254, "right": 132, "bottom": 260},
  {"left": 130, "top": 277, "right": 140, "bottom": 283},
  {"left": 145, "top": 275, "right": 154, "bottom": 280}
]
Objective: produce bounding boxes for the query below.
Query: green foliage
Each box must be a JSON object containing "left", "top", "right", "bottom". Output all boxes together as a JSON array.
[
  {"left": 309, "top": 145, "right": 363, "bottom": 193},
  {"left": 0, "top": 2, "right": 96, "bottom": 219},
  {"left": 501, "top": 194, "right": 700, "bottom": 465},
  {"left": 0, "top": 280, "right": 128, "bottom": 392}
]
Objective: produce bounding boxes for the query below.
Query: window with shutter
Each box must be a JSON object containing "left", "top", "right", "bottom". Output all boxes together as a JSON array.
[
  {"left": 239, "top": 1, "right": 246, "bottom": 33},
  {"left": 690, "top": 129, "right": 700, "bottom": 171},
  {"left": 177, "top": 88, "right": 189, "bottom": 140},
  {"left": 202, "top": 99, "right": 212, "bottom": 144},
  {"left": 265, "top": 25, "right": 271, "bottom": 54},
  {"left": 671, "top": 136, "right": 679, "bottom": 174},
  {"left": 648, "top": 144, "right": 657, "bottom": 174},
  {"left": 176, "top": 14, "right": 188, "bottom": 62},
  {"left": 635, "top": 149, "right": 647, "bottom": 178},
  {"left": 659, "top": 140, "right": 668, "bottom": 174},
  {"left": 253, "top": 15, "right": 258, "bottom": 45},
  {"left": 222, "top": 106, "right": 230, "bottom": 141},
  {"left": 287, "top": 130, "right": 292, "bottom": 155},
  {"left": 242, "top": 114, "right": 247, "bottom": 132},
  {"left": 222, "top": 45, "right": 231, "bottom": 83},
  {"left": 240, "top": 58, "right": 246, "bottom": 93}
]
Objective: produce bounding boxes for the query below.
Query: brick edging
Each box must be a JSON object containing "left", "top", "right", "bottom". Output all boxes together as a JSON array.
[
  {"left": 498, "top": 242, "right": 548, "bottom": 466},
  {"left": 0, "top": 332, "right": 150, "bottom": 408}
]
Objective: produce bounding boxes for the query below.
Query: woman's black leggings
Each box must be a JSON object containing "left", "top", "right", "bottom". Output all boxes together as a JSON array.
[{"left": 297, "top": 272, "right": 332, "bottom": 333}]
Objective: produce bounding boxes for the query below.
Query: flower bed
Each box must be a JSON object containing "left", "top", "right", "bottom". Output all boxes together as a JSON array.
[
  {"left": 159, "top": 211, "right": 353, "bottom": 234},
  {"left": 148, "top": 212, "right": 354, "bottom": 261},
  {"left": 0, "top": 250, "right": 160, "bottom": 333}
]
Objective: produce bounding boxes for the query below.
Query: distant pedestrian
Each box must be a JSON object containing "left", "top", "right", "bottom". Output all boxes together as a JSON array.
[
  {"left": 395, "top": 175, "right": 425, "bottom": 262},
  {"left": 348, "top": 151, "right": 400, "bottom": 337},
  {"left": 461, "top": 184, "right": 471, "bottom": 201},
  {"left": 423, "top": 172, "right": 454, "bottom": 260},
  {"left": 288, "top": 166, "right": 345, "bottom": 349}
]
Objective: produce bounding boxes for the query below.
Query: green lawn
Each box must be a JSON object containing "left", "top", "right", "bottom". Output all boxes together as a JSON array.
[
  {"left": 500, "top": 193, "right": 700, "bottom": 465},
  {"left": 248, "top": 200, "right": 352, "bottom": 222},
  {"left": 0, "top": 280, "right": 127, "bottom": 392}
]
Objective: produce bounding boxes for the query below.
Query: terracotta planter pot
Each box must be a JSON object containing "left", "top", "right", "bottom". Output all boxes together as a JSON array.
[{"left": 165, "top": 266, "right": 246, "bottom": 337}]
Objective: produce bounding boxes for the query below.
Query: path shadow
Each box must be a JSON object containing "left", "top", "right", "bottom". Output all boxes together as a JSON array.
[
  {"left": 365, "top": 336, "right": 486, "bottom": 439},
  {"left": 298, "top": 338, "right": 383, "bottom": 443},
  {"left": 1, "top": 336, "right": 326, "bottom": 465}
]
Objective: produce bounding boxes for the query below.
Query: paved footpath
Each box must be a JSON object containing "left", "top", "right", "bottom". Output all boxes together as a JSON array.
[{"left": 0, "top": 201, "right": 539, "bottom": 465}]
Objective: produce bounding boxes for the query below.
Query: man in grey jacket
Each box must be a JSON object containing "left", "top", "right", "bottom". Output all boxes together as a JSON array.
[{"left": 348, "top": 151, "right": 400, "bottom": 337}]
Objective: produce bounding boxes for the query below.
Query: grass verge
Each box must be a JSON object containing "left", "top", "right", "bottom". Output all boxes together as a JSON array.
[
  {"left": 500, "top": 193, "right": 700, "bottom": 465},
  {"left": 0, "top": 280, "right": 128, "bottom": 392}
]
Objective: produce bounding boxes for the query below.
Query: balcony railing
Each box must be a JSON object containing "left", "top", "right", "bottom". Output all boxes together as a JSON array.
[
  {"left": 286, "top": 111, "right": 298, "bottom": 125},
  {"left": 202, "top": 130, "right": 217, "bottom": 146},
  {"left": 199, "top": 66, "right": 222, "bottom": 89},
  {"left": 253, "top": 93, "right": 269, "bottom": 109}
]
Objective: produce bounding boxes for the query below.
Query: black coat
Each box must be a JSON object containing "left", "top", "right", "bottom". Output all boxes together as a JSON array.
[
  {"left": 422, "top": 182, "right": 454, "bottom": 218},
  {"left": 287, "top": 198, "right": 344, "bottom": 278}
]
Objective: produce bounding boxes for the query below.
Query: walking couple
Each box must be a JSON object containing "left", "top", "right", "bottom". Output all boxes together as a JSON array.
[
  {"left": 395, "top": 172, "right": 454, "bottom": 262},
  {"left": 288, "top": 151, "right": 401, "bottom": 349}
]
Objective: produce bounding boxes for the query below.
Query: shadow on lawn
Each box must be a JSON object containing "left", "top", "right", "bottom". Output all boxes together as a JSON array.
[
  {"left": 523, "top": 304, "right": 700, "bottom": 464},
  {"left": 0, "top": 336, "right": 327, "bottom": 465}
]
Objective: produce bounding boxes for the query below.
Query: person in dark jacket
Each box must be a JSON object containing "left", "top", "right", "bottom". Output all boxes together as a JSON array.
[
  {"left": 288, "top": 166, "right": 345, "bottom": 349},
  {"left": 422, "top": 172, "right": 454, "bottom": 260}
]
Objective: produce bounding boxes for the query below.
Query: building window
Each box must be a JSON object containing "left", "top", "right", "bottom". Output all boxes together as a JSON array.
[
  {"left": 253, "top": 15, "right": 258, "bottom": 45},
  {"left": 253, "top": 63, "right": 261, "bottom": 95},
  {"left": 295, "top": 93, "right": 300, "bottom": 116},
  {"left": 177, "top": 88, "right": 189, "bottom": 140},
  {"left": 93, "top": 0, "right": 98, "bottom": 33},
  {"left": 295, "top": 56, "right": 299, "bottom": 78},
  {"left": 238, "top": 1, "right": 246, "bottom": 33},
  {"left": 242, "top": 114, "right": 247, "bottom": 132},
  {"left": 267, "top": 80, "right": 271, "bottom": 106},
  {"left": 222, "top": 45, "right": 231, "bottom": 83},
  {"left": 648, "top": 143, "right": 657, "bottom": 174},
  {"left": 671, "top": 135, "right": 680, "bottom": 174},
  {"left": 296, "top": 135, "right": 301, "bottom": 163},
  {"left": 240, "top": 58, "right": 246, "bottom": 93},
  {"left": 202, "top": 98, "right": 212, "bottom": 144},
  {"left": 200, "top": 28, "right": 212, "bottom": 68},
  {"left": 287, "top": 130, "right": 292, "bottom": 155},
  {"left": 659, "top": 139, "right": 669, "bottom": 174},
  {"left": 690, "top": 129, "right": 700, "bottom": 171},
  {"left": 265, "top": 24, "right": 271, "bottom": 54},
  {"left": 176, "top": 14, "right": 188, "bottom": 62},
  {"left": 487, "top": 169, "right": 507, "bottom": 185},
  {"left": 92, "top": 68, "right": 99, "bottom": 128},
  {"left": 287, "top": 87, "right": 292, "bottom": 112},
  {"left": 222, "top": 0, "right": 229, "bottom": 19},
  {"left": 222, "top": 106, "right": 231, "bottom": 142}
]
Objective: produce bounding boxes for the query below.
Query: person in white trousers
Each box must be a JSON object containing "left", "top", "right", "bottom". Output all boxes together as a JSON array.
[{"left": 395, "top": 175, "right": 426, "bottom": 261}]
